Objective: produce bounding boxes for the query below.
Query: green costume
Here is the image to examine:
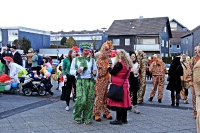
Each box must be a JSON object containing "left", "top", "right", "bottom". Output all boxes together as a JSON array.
[{"left": 70, "top": 43, "right": 97, "bottom": 124}]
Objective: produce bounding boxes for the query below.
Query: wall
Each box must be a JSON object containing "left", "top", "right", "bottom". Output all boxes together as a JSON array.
[
  {"left": 1, "top": 29, "right": 8, "bottom": 46},
  {"left": 169, "top": 43, "right": 181, "bottom": 54},
  {"left": 108, "top": 35, "right": 135, "bottom": 52},
  {"left": 160, "top": 25, "right": 170, "bottom": 56},
  {"left": 193, "top": 29, "right": 200, "bottom": 49},
  {"left": 181, "top": 35, "right": 193, "bottom": 56},
  {"left": 19, "top": 31, "right": 50, "bottom": 50}
]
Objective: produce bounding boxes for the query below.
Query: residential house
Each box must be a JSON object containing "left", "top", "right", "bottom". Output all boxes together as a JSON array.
[
  {"left": 169, "top": 19, "right": 190, "bottom": 55},
  {"left": 181, "top": 25, "right": 200, "bottom": 56},
  {"left": 50, "top": 29, "right": 108, "bottom": 50},
  {"left": 106, "top": 17, "right": 172, "bottom": 57},
  {"left": 0, "top": 26, "right": 50, "bottom": 50}
]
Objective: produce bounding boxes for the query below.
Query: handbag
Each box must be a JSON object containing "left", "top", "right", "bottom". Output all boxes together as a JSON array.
[
  {"left": 107, "top": 69, "right": 130, "bottom": 101},
  {"left": 60, "top": 83, "right": 69, "bottom": 101},
  {"left": 167, "top": 65, "right": 180, "bottom": 81}
]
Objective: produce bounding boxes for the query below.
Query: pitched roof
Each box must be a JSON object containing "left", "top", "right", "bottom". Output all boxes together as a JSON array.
[
  {"left": 106, "top": 17, "right": 171, "bottom": 36},
  {"left": 181, "top": 25, "right": 200, "bottom": 38},
  {"left": 170, "top": 31, "right": 190, "bottom": 44},
  {"left": 170, "top": 19, "right": 187, "bottom": 29},
  {"left": 51, "top": 29, "right": 105, "bottom": 35}
]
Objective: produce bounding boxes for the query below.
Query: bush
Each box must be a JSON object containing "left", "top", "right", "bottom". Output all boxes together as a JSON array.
[{"left": 162, "top": 57, "right": 172, "bottom": 64}]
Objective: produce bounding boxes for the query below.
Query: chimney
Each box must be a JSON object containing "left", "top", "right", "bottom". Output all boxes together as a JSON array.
[{"left": 139, "top": 16, "right": 143, "bottom": 20}]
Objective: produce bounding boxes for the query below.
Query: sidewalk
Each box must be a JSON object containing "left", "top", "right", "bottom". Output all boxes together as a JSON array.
[{"left": 0, "top": 80, "right": 197, "bottom": 133}]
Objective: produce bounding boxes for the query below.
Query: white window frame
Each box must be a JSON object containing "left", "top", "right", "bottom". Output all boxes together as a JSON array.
[
  {"left": 166, "top": 41, "right": 168, "bottom": 48},
  {"left": 177, "top": 44, "right": 180, "bottom": 49},
  {"left": 8, "top": 30, "right": 18, "bottom": 36},
  {"left": 125, "top": 38, "right": 130, "bottom": 46},
  {"left": 113, "top": 39, "right": 120, "bottom": 46},
  {"left": 142, "top": 39, "right": 155, "bottom": 44},
  {"left": 164, "top": 26, "right": 167, "bottom": 32},
  {"left": 162, "top": 40, "right": 164, "bottom": 47}
]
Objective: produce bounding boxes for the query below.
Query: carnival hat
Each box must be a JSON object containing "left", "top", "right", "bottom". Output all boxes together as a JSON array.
[
  {"left": 79, "top": 42, "right": 91, "bottom": 52},
  {"left": 3, "top": 56, "right": 14, "bottom": 62}
]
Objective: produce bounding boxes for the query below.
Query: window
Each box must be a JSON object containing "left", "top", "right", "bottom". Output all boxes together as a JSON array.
[
  {"left": 125, "top": 38, "right": 130, "bottom": 46},
  {"left": 166, "top": 41, "right": 168, "bottom": 47},
  {"left": 8, "top": 30, "right": 18, "bottom": 36},
  {"left": 170, "top": 22, "right": 177, "bottom": 31},
  {"left": 177, "top": 44, "right": 180, "bottom": 49},
  {"left": 161, "top": 53, "right": 164, "bottom": 57},
  {"left": 142, "top": 39, "right": 155, "bottom": 44},
  {"left": 169, "top": 44, "right": 172, "bottom": 48},
  {"left": 162, "top": 40, "right": 164, "bottom": 47},
  {"left": 113, "top": 39, "right": 120, "bottom": 46},
  {"left": 164, "top": 26, "right": 166, "bottom": 32},
  {"left": 165, "top": 53, "right": 168, "bottom": 57},
  {"left": 186, "top": 38, "right": 188, "bottom": 44}
]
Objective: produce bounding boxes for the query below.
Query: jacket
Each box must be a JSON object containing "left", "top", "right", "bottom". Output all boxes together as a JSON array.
[{"left": 31, "top": 54, "right": 38, "bottom": 67}]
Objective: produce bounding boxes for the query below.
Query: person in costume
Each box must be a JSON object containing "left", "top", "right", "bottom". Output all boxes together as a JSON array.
[
  {"left": 186, "top": 45, "right": 200, "bottom": 118},
  {"left": 62, "top": 47, "right": 78, "bottom": 111},
  {"left": 166, "top": 56, "right": 183, "bottom": 107},
  {"left": 70, "top": 43, "right": 97, "bottom": 125},
  {"left": 137, "top": 50, "right": 147, "bottom": 104},
  {"left": 93, "top": 41, "right": 113, "bottom": 122},
  {"left": 180, "top": 54, "right": 190, "bottom": 104},
  {"left": 193, "top": 46, "right": 200, "bottom": 133},
  {"left": 148, "top": 54, "right": 166, "bottom": 103}
]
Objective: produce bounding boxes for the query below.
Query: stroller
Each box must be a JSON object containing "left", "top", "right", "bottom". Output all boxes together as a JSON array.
[{"left": 21, "top": 70, "right": 53, "bottom": 96}]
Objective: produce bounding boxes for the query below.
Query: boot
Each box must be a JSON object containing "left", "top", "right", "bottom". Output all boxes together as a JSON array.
[
  {"left": 103, "top": 114, "right": 112, "bottom": 120},
  {"left": 171, "top": 95, "right": 175, "bottom": 106},
  {"left": 158, "top": 99, "right": 162, "bottom": 103},
  {"left": 176, "top": 94, "right": 180, "bottom": 107},
  {"left": 194, "top": 111, "right": 197, "bottom": 119},
  {"left": 133, "top": 105, "right": 140, "bottom": 114},
  {"left": 94, "top": 115, "right": 101, "bottom": 122},
  {"left": 148, "top": 97, "right": 153, "bottom": 102}
]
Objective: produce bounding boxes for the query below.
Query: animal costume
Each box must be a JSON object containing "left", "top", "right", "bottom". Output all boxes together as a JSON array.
[
  {"left": 70, "top": 43, "right": 97, "bottom": 124},
  {"left": 180, "top": 59, "right": 190, "bottom": 104},
  {"left": 137, "top": 51, "right": 147, "bottom": 103},
  {"left": 148, "top": 56, "right": 166, "bottom": 102},
  {"left": 193, "top": 60, "right": 200, "bottom": 133},
  {"left": 93, "top": 41, "right": 113, "bottom": 121},
  {"left": 186, "top": 55, "right": 200, "bottom": 118}
]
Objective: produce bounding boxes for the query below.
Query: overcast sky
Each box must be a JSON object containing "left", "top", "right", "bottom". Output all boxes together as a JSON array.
[{"left": 0, "top": 0, "right": 199, "bottom": 32}]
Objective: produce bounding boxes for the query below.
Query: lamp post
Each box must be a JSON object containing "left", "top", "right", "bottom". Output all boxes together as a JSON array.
[{"left": 101, "top": 27, "right": 107, "bottom": 46}]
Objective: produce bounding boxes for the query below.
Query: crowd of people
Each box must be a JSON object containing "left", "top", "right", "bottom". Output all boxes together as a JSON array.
[{"left": 0, "top": 42, "right": 199, "bottom": 132}]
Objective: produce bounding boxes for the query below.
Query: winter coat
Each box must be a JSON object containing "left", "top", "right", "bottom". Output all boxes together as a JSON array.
[
  {"left": 166, "top": 57, "right": 183, "bottom": 91},
  {"left": 107, "top": 61, "right": 132, "bottom": 111}
]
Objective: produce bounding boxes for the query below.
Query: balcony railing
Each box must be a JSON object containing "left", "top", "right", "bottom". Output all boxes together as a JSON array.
[{"left": 134, "top": 44, "right": 160, "bottom": 51}]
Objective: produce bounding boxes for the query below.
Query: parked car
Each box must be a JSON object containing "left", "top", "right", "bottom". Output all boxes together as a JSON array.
[{"left": 166, "top": 64, "right": 170, "bottom": 74}]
